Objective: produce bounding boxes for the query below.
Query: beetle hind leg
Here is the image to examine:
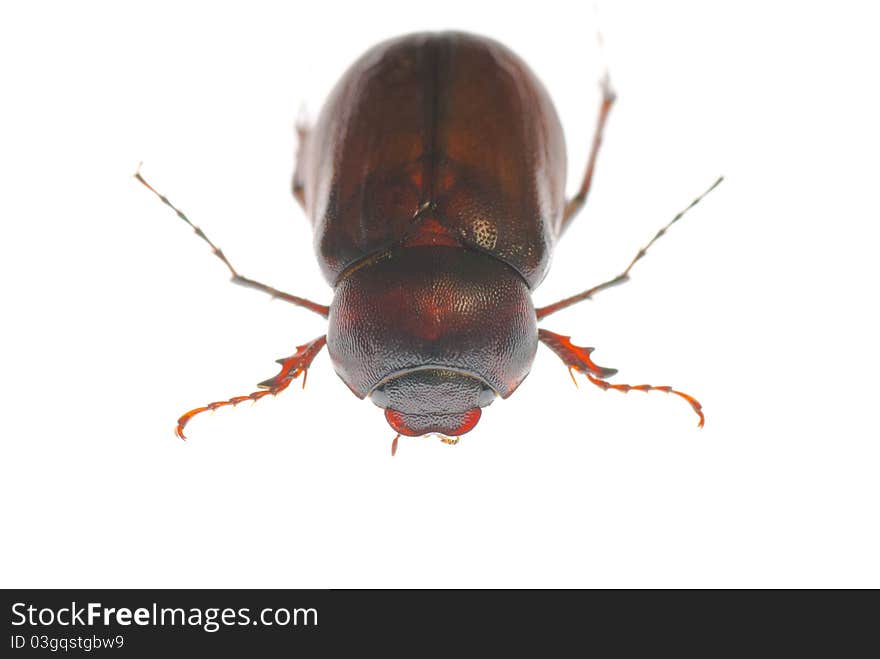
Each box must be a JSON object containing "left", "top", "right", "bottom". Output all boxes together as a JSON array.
[
  {"left": 292, "top": 114, "right": 311, "bottom": 211},
  {"left": 561, "top": 73, "right": 616, "bottom": 229},
  {"left": 538, "top": 329, "right": 704, "bottom": 427},
  {"left": 175, "top": 336, "right": 327, "bottom": 439}
]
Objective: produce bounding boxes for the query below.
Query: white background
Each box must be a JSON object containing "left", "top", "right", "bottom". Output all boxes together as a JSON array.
[{"left": 1, "top": 0, "right": 878, "bottom": 588}]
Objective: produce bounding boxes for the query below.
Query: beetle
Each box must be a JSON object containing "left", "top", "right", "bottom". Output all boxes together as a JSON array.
[{"left": 136, "top": 31, "right": 720, "bottom": 454}]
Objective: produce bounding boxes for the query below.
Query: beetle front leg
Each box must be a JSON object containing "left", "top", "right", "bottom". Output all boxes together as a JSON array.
[
  {"left": 538, "top": 329, "right": 706, "bottom": 428},
  {"left": 175, "top": 336, "right": 327, "bottom": 439},
  {"left": 538, "top": 329, "right": 618, "bottom": 380},
  {"left": 135, "top": 166, "right": 329, "bottom": 318},
  {"left": 538, "top": 329, "right": 704, "bottom": 427}
]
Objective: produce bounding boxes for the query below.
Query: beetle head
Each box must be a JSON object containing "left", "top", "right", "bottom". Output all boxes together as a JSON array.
[
  {"left": 327, "top": 245, "right": 537, "bottom": 438},
  {"left": 370, "top": 368, "right": 495, "bottom": 437}
]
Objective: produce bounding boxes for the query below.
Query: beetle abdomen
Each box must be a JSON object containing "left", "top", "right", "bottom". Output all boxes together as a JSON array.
[{"left": 301, "top": 32, "right": 567, "bottom": 288}]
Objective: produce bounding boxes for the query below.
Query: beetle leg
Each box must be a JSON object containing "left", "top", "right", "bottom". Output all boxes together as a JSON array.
[
  {"left": 292, "top": 117, "right": 310, "bottom": 211},
  {"left": 583, "top": 372, "right": 704, "bottom": 428},
  {"left": 538, "top": 329, "right": 618, "bottom": 379},
  {"left": 135, "top": 165, "right": 329, "bottom": 318},
  {"left": 538, "top": 329, "right": 704, "bottom": 427},
  {"left": 175, "top": 336, "right": 327, "bottom": 439},
  {"left": 561, "top": 74, "right": 616, "bottom": 229},
  {"left": 537, "top": 176, "right": 723, "bottom": 320}
]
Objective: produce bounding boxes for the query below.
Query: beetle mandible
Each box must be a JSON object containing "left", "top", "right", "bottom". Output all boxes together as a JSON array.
[{"left": 137, "top": 32, "right": 721, "bottom": 454}]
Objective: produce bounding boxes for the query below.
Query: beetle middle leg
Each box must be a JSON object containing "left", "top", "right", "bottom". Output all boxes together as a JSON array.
[
  {"left": 135, "top": 166, "right": 329, "bottom": 318},
  {"left": 537, "top": 329, "right": 704, "bottom": 427},
  {"left": 537, "top": 177, "right": 723, "bottom": 320}
]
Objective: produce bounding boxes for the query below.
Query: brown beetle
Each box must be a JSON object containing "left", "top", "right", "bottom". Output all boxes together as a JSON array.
[{"left": 137, "top": 32, "right": 720, "bottom": 454}]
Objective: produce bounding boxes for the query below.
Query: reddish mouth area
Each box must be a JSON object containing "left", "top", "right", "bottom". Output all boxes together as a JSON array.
[{"left": 385, "top": 407, "right": 482, "bottom": 437}]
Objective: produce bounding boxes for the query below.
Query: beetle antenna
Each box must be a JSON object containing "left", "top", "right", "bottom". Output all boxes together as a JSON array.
[
  {"left": 538, "top": 176, "right": 724, "bottom": 319},
  {"left": 134, "top": 164, "right": 330, "bottom": 318}
]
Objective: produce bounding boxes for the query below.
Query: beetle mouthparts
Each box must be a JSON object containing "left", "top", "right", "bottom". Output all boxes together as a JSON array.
[{"left": 385, "top": 407, "right": 482, "bottom": 438}]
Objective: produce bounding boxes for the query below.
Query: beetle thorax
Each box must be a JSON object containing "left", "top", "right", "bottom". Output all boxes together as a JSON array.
[{"left": 327, "top": 245, "right": 538, "bottom": 436}]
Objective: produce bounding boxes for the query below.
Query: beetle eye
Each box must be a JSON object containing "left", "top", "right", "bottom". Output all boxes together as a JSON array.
[{"left": 479, "top": 386, "right": 496, "bottom": 407}]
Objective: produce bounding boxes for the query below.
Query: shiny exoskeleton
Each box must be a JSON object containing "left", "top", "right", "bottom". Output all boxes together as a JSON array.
[{"left": 137, "top": 32, "right": 720, "bottom": 453}]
